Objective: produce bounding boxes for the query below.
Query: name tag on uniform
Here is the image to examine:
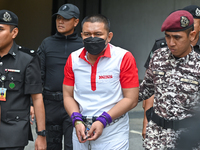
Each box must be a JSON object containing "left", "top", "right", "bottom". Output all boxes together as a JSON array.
[
  {"left": 180, "top": 78, "right": 199, "bottom": 85},
  {"left": 153, "top": 70, "right": 165, "bottom": 76},
  {"left": 0, "top": 88, "right": 7, "bottom": 101},
  {"left": 5, "top": 69, "right": 20, "bottom": 73}
]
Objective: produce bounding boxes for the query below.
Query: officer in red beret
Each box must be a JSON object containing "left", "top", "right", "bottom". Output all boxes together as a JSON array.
[
  {"left": 139, "top": 10, "right": 200, "bottom": 149},
  {"left": 142, "top": 5, "right": 200, "bottom": 142}
]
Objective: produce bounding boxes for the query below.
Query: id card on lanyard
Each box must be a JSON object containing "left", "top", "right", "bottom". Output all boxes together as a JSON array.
[
  {"left": 0, "top": 75, "right": 7, "bottom": 101},
  {"left": 0, "top": 88, "right": 7, "bottom": 101}
]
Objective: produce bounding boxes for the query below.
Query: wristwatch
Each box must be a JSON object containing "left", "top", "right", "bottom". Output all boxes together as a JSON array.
[{"left": 36, "top": 130, "right": 47, "bottom": 136}]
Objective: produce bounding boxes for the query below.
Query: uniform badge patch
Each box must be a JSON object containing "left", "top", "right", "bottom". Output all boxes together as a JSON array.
[
  {"left": 153, "top": 70, "right": 165, "bottom": 76},
  {"left": 3, "top": 12, "right": 12, "bottom": 22},
  {"left": 180, "top": 16, "right": 189, "bottom": 27},
  {"left": 180, "top": 78, "right": 199, "bottom": 85},
  {"left": 9, "top": 82, "right": 15, "bottom": 89},
  {"left": 195, "top": 8, "right": 200, "bottom": 17}
]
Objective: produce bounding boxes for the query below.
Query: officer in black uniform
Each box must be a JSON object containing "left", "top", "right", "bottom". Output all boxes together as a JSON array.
[
  {"left": 0, "top": 10, "right": 46, "bottom": 150},
  {"left": 142, "top": 4, "right": 200, "bottom": 140},
  {"left": 37, "top": 4, "right": 83, "bottom": 150}
]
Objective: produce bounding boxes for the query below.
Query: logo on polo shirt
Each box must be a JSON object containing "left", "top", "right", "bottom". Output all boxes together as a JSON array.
[{"left": 99, "top": 75, "right": 113, "bottom": 79}]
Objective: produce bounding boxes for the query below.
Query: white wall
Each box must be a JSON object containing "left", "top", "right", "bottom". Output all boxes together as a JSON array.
[{"left": 101, "top": 0, "right": 200, "bottom": 80}]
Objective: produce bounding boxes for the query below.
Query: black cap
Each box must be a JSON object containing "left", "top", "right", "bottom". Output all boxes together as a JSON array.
[
  {"left": 183, "top": 5, "right": 200, "bottom": 19},
  {"left": 0, "top": 10, "right": 18, "bottom": 26},
  {"left": 53, "top": 4, "right": 80, "bottom": 19}
]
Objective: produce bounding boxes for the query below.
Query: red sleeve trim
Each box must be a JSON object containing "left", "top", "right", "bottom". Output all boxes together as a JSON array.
[
  {"left": 120, "top": 52, "right": 139, "bottom": 88},
  {"left": 63, "top": 54, "right": 74, "bottom": 86}
]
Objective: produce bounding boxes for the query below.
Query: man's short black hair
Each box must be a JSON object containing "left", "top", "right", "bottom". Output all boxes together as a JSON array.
[
  {"left": 10, "top": 25, "right": 17, "bottom": 32},
  {"left": 185, "top": 25, "right": 194, "bottom": 36},
  {"left": 81, "top": 14, "right": 110, "bottom": 32}
]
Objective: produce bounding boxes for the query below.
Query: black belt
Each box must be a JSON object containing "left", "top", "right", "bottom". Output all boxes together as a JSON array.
[
  {"left": 43, "top": 91, "right": 63, "bottom": 101},
  {"left": 146, "top": 107, "right": 193, "bottom": 130}
]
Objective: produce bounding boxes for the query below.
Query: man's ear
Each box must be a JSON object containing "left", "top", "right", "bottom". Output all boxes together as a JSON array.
[
  {"left": 74, "top": 18, "right": 79, "bottom": 28},
  {"left": 12, "top": 27, "right": 18, "bottom": 39},
  {"left": 107, "top": 32, "right": 113, "bottom": 43}
]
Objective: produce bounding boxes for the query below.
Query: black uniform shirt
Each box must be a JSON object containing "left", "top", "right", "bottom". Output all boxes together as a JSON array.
[
  {"left": 37, "top": 31, "right": 83, "bottom": 92},
  {"left": 0, "top": 41, "right": 42, "bottom": 147}
]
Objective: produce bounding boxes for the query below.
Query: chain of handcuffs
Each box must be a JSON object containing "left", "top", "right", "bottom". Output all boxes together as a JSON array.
[{"left": 82, "top": 114, "right": 125, "bottom": 150}]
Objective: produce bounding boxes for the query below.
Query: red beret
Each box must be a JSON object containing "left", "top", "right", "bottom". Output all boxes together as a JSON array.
[{"left": 161, "top": 10, "right": 194, "bottom": 32}]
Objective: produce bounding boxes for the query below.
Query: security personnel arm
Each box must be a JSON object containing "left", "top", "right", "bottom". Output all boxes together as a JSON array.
[
  {"left": 25, "top": 53, "right": 46, "bottom": 149},
  {"left": 32, "top": 93, "right": 47, "bottom": 150},
  {"left": 139, "top": 62, "right": 155, "bottom": 102},
  {"left": 142, "top": 95, "right": 154, "bottom": 138}
]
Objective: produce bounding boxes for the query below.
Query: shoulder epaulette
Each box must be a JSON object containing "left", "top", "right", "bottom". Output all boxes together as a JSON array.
[
  {"left": 155, "top": 37, "right": 167, "bottom": 48},
  {"left": 18, "top": 46, "right": 36, "bottom": 56}
]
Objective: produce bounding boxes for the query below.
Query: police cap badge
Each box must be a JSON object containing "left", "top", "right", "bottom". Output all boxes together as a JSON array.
[
  {"left": 161, "top": 10, "right": 194, "bottom": 32},
  {"left": 183, "top": 5, "right": 200, "bottom": 19},
  {"left": 0, "top": 10, "right": 18, "bottom": 26}
]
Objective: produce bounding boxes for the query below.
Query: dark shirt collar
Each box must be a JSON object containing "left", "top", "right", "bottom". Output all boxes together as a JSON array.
[
  {"left": 8, "top": 41, "right": 18, "bottom": 58},
  {"left": 54, "top": 30, "right": 79, "bottom": 40},
  {"left": 193, "top": 37, "right": 200, "bottom": 54}
]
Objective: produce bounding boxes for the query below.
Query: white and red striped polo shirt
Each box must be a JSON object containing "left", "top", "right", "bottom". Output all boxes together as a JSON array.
[{"left": 63, "top": 43, "right": 139, "bottom": 116}]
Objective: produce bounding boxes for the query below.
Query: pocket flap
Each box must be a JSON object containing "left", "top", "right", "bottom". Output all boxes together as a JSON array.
[{"left": 6, "top": 110, "right": 28, "bottom": 122}]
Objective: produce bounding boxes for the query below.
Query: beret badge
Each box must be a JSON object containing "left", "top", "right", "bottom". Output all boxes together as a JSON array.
[
  {"left": 195, "top": 8, "right": 200, "bottom": 17},
  {"left": 180, "top": 16, "right": 189, "bottom": 28},
  {"left": 3, "top": 12, "right": 12, "bottom": 22}
]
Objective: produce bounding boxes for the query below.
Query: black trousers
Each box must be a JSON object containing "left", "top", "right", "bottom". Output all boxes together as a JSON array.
[
  {"left": 44, "top": 99, "right": 73, "bottom": 150},
  {"left": 0, "top": 147, "right": 24, "bottom": 150}
]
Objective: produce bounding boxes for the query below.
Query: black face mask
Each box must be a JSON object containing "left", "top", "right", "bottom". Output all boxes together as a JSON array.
[{"left": 83, "top": 37, "right": 106, "bottom": 55}]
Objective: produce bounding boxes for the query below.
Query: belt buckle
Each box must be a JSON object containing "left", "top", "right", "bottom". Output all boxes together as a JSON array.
[
  {"left": 163, "top": 118, "right": 174, "bottom": 129},
  {"left": 52, "top": 93, "right": 56, "bottom": 100},
  {"left": 53, "top": 92, "right": 62, "bottom": 100}
]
